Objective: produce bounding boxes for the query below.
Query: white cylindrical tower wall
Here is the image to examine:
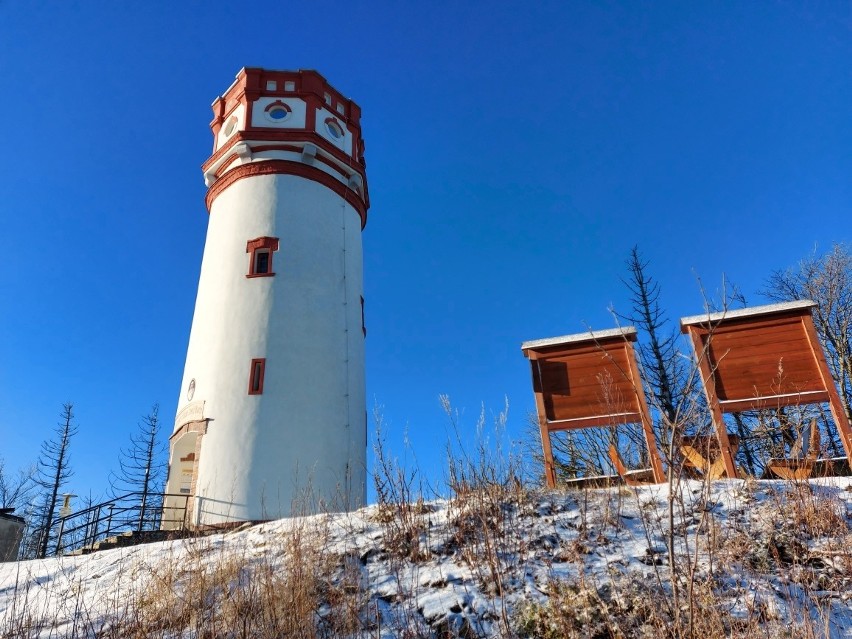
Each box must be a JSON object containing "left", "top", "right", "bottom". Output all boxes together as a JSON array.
[{"left": 167, "top": 68, "right": 369, "bottom": 525}]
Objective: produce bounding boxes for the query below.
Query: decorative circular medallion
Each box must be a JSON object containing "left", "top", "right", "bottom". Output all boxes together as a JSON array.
[
  {"left": 223, "top": 116, "right": 238, "bottom": 137},
  {"left": 187, "top": 378, "right": 196, "bottom": 401},
  {"left": 325, "top": 118, "right": 344, "bottom": 139}
]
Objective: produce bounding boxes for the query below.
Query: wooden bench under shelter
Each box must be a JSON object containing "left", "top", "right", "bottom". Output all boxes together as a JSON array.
[
  {"left": 680, "top": 300, "right": 852, "bottom": 479},
  {"left": 763, "top": 418, "right": 822, "bottom": 480},
  {"left": 521, "top": 327, "right": 666, "bottom": 487},
  {"left": 680, "top": 434, "right": 741, "bottom": 480}
]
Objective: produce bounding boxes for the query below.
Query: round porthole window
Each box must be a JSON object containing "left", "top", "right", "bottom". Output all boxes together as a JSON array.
[
  {"left": 325, "top": 119, "right": 344, "bottom": 139},
  {"left": 264, "top": 101, "right": 291, "bottom": 123},
  {"left": 268, "top": 106, "right": 288, "bottom": 120},
  {"left": 187, "top": 379, "right": 196, "bottom": 401},
  {"left": 223, "top": 116, "right": 238, "bottom": 137}
]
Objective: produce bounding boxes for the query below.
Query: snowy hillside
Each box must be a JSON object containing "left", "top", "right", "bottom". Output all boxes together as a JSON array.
[{"left": 2, "top": 478, "right": 852, "bottom": 638}]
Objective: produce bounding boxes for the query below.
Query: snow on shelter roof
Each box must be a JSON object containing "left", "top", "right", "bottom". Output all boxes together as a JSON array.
[
  {"left": 521, "top": 326, "right": 637, "bottom": 352},
  {"left": 679, "top": 300, "right": 816, "bottom": 329}
]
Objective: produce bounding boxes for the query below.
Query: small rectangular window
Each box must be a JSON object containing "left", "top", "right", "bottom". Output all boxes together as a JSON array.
[
  {"left": 248, "top": 358, "right": 266, "bottom": 395},
  {"left": 266, "top": 80, "right": 277, "bottom": 91},
  {"left": 254, "top": 250, "right": 270, "bottom": 274},
  {"left": 246, "top": 237, "right": 279, "bottom": 278}
]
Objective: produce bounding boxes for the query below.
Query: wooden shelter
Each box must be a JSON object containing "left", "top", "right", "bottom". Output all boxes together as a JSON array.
[
  {"left": 680, "top": 300, "right": 852, "bottom": 478},
  {"left": 521, "top": 327, "right": 665, "bottom": 487}
]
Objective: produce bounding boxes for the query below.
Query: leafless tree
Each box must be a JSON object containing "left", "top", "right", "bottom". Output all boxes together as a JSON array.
[
  {"left": 764, "top": 243, "right": 852, "bottom": 438},
  {"left": 29, "top": 403, "right": 77, "bottom": 558},
  {"left": 0, "top": 457, "right": 35, "bottom": 512},
  {"left": 109, "top": 404, "right": 167, "bottom": 530}
]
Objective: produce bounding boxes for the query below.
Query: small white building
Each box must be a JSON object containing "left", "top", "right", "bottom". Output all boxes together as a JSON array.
[{"left": 166, "top": 68, "right": 369, "bottom": 526}]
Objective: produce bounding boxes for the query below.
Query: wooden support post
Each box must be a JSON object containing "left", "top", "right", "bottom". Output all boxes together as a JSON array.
[
  {"left": 624, "top": 341, "right": 666, "bottom": 483},
  {"left": 686, "top": 327, "right": 738, "bottom": 479},
  {"left": 532, "top": 384, "right": 557, "bottom": 487},
  {"left": 801, "top": 315, "right": 852, "bottom": 463}
]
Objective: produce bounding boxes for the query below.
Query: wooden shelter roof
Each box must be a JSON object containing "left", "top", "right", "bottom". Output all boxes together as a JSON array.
[
  {"left": 521, "top": 327, "right": 637, "bottom": 353},
  {"left": 680, "top": 300, "right": 816, "bottom": 329}
]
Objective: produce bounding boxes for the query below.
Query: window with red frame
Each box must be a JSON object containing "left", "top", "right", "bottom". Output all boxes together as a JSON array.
[
  {"left": 248, "top": 358, "right": 266, "bottom": 395},
  {"left": 246, "top": 237, "right": 279, "bottom": 277}
]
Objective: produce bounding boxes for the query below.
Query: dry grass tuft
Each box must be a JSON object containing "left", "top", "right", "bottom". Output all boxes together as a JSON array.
[
  {"left": 111, "top": 515, "right": 366, "bottom": 639},
  {"left": 783, "top": 484, "right": 850, "bottom": 539}
]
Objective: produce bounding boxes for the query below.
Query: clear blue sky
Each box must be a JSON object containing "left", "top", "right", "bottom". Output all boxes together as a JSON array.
[{"left": 1, "top": 2, "right": 849, "bottom": 506}]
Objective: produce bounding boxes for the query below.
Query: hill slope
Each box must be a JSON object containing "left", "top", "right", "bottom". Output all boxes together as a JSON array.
[{"left": 2, "top": 478, "right": 852, "bottom": 638}]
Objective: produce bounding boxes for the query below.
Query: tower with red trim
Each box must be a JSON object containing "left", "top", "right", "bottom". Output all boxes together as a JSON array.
[{"left": 166, "top": 68, "right": 369, "bottom": 525}]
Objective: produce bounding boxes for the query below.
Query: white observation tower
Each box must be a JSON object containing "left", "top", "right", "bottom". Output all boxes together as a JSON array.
[{"left": 166, "top": 68, "right": 369, "bottom": 526}]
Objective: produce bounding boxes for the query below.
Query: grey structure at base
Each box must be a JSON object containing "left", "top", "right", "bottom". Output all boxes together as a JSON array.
[{"left": 0, "top": 512, "right": 25, "bottom": 562}]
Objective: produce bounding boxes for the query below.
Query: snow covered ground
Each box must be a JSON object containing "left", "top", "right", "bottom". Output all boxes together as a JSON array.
[{"left": 2, "top": 478, "right": 852, "bottom": 638}]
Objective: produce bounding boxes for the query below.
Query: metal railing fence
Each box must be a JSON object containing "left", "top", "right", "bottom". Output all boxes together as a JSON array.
[{"left": 50, "top": 492, "right": 189, "bottom": 556}]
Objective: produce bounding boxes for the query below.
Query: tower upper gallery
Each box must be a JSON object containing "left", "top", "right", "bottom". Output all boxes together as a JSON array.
[{"left": 201, "top": 68, "right": 369, "bottom": 227}]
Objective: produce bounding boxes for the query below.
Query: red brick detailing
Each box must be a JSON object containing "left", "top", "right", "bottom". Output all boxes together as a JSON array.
[
  {"left": 324, "top": 117, "right": 344, "bottom": 139},
  {"left": 208, "top": 68, "right": 363, "bottom": 154},
  {"left": 246, "top": 145, "right": 353, "bottom": 181},
  {"left": 246, "top": 237, "right": 279, "bottom": 251},
  {"left": 246, "top": 236, "right": 279, "bottom": 278},
  {"left": 264, "top": 100, "right": 291, "bottom": 115},
  {"left": 203, "top": 129, "right": 365, "bottom": 177},
  {"left": 248, "top": 358, "right": 266, "bottom": 395},
  {"left": 206, "top": 160, "right": 368, "bottom": 227},
  {"left": 305, "top": 94, "right": 320, "bottom": 131},
  {"left": 213, "top": 154, "right": 241, "bottom": 178},
  {"left": 246, "top": 143, "right": 303, "bottom": 154},
  {"left": 170, "top": 419, "right": 208, "bottom": 442}
]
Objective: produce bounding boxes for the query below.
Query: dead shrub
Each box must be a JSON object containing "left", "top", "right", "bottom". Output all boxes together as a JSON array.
[
  {"left": 371, "top": 410, "right": 431, "bottom": 563},
  {"left": 783, "top": 484, "right": 849, "bottom": 539},
  {"left": 513, "top": 575, "right": 794, "bottom": 639},
  {"left": 118, "top": 515, "right": 364, "bottom": 639},
  {"left": 513, "top": 577, "right": 660, "bottom": 639}
]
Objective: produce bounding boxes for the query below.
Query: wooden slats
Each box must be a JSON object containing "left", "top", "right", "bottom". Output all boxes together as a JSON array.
[
  {"left": 536, "top": 345, "right": 637, "bottom": 422},
  {"left": 709, "top": 349, "right": 821, "bottom": 371},
  {"left": 535, "top": 358, "right": 634, "bottom": 395},
  {"left": 532, "top": 360, "right": 570, "bottom": 395},
  {"left": 546, "top": 412, "right": 643, "bottom": 431},
  {"left": 702, "top": 323, "right": 808, "bottom": 350},
  {"left": 545, "top": 383, "right": 641, "bottom": 421},
  {"left": 694, "top": 316, "right": 824, "bottom": 401},
  {"left": 540, "top": 352, "right": 631, "bottom": 376},
  {"left": 718, "top": 391, "right": 830, "bottom": 413},
  {"left": 524, "top": 329, "right": 665, "bottom": 486},
  {"left": 709, "top": 347, "right": 824, "bottom": 400},
  {"left": 715, "top": 378, "right": 825, "bottom": 403},
  {"left": 682, "top": 305, "right": 852, "bottom": 478},
  {"left": 684, "top": 311, "right": 808, "bottom": 335}
]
